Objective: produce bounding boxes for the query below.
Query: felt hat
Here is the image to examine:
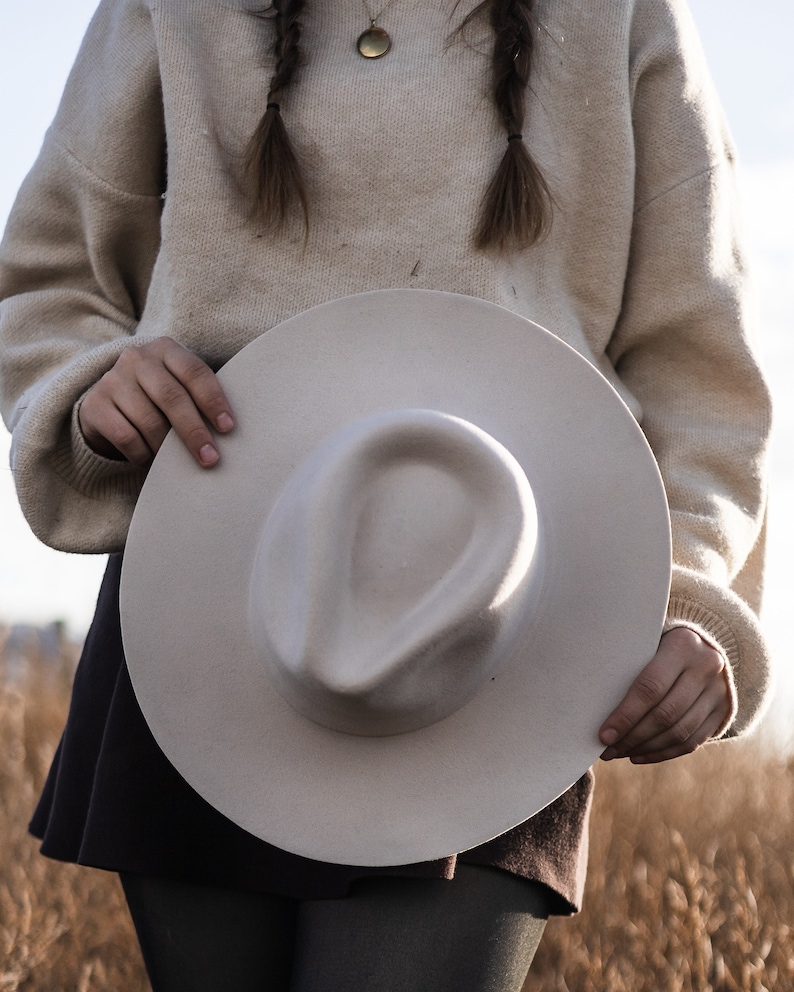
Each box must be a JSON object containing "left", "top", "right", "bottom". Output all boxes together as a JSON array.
[{"left": 121, "top": 290, "right": 671, "bottom": 867}]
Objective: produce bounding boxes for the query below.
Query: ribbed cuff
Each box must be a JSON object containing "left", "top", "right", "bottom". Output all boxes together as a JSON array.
[{"left": 63, "top": 395, "right": 145, "bottom": 499}]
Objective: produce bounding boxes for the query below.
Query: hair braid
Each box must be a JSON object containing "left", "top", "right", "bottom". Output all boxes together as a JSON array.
[
  {"left": 469, "top": 0, "right": 552, "bottom": 251},
  {"left": 245, "top": 0, "right": 309, "bottom": 233}
]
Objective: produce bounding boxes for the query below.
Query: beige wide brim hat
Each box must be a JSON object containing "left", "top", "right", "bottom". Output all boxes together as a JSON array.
[{"left": 121, "top": 290, "right": 671, "bottom": 867}]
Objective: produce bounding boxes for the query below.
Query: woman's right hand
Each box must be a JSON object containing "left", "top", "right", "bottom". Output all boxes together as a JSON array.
[{"left": 78, "top": 337, "right": 235, "bottom": 468}]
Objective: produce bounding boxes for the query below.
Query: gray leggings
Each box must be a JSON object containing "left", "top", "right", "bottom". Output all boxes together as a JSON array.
[{"left": 120, "top": 865, "right": 549, "bottom": 992}]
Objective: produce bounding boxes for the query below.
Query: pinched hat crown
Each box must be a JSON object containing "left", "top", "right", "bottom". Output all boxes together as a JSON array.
[{"left": 250, "top": 408, "right": 541, "bottom": 736}]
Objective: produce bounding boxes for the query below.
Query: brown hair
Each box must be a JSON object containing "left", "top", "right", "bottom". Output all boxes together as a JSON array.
[
  {"left": 244, "top": 0, "right": 309, "bottom": 234},
  {"left": 245, "top": 0, "right": 552, "bottom": 250}
]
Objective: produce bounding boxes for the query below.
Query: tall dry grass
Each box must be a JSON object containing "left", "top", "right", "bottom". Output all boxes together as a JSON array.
[
  {"left": 1, "top": 628, "right": 792, "bottom": 991},
  {"left": 0, "top": 630, "right": 148, "bottom": 992},
  {"left": 525, "top": 738, "right": 794, "bottom": 991}
]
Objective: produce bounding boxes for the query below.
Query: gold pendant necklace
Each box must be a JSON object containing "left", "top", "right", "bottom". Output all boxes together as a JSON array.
[
  {"left": 357, "top": 21, "right": 391, "bottom": 58},
  {"left": 357, "top": 0, "right": 399, "bottom": 58}
]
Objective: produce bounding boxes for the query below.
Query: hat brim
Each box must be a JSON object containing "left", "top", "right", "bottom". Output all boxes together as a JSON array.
[{"left": 121, "top": 290, "right": 671, "bottom": 866}]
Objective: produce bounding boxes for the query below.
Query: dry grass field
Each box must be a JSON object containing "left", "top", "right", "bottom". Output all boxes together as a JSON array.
[{"left": 1, "top": 629, "right": 793, "bottom": 991}]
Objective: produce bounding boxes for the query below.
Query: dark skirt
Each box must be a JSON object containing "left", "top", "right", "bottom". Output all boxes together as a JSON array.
[{"left": 31, "top": 556, "right": 593, "bottom": 915}]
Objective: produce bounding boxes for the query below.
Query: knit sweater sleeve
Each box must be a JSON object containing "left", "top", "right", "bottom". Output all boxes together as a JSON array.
[
  {"left": 607, "top": 0, "right": 772, "bottom": 735},
  {"left": 0, "top": 0, "right": 164, "bottom": 553}
]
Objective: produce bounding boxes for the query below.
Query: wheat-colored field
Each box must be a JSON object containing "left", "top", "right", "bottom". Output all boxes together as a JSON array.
[{"left": 1, "top": 632, "right": 792, "bottom": 991}]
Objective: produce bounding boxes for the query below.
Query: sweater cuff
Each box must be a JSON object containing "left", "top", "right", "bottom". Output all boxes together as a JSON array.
[
  {"left": 68, "top": 393, "right": 141, "bottom": 492},
  {"left": 48, "top": 387, "right": 146, "bottom": 509}
]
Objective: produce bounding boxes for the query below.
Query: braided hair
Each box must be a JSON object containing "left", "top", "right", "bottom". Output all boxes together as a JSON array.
[
  {"left": 465, "top": 0, "right": 552, "bottom": 249},
  {"left": 245, "top": 0, "right": 551, "bottom": 250},
  {"left": 244, "top": 0, "right": 309, "bottom": 234}
]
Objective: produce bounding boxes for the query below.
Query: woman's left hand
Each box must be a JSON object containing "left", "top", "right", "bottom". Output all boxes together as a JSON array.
[{"left": 598, "top": 627, "right": 733, "bottom": 764}]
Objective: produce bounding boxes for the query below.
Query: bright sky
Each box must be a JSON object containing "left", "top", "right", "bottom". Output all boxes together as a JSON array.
[{"left": 1, "top": 2, "right": 793, "bottom": 737}]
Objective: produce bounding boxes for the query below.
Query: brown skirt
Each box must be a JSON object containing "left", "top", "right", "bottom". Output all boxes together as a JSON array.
[{"left": 30, "top": 555, "right": 592, "bottom": 915}]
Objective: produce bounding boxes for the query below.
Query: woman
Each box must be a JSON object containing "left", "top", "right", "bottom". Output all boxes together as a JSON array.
[{"left": 0, "top": 0, "right": 771, "bottom": 988}]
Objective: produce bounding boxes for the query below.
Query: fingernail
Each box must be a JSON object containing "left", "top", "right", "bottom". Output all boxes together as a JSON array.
[
  {"left": 199, "top": 443, "right": 219, "bottom": 466},
  {"left": 216, "top": 412, "right": 235, "bottom": 432},
  {"left": 600, "top": 728, "right": 618, "bottom": 745}
]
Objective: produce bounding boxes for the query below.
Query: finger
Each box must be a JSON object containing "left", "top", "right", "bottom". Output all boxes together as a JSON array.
[
  {"left": 628, "top": 707, "right": 728, "bottom": 764},
  {"left": 80, "top": 341, "right": 234, "bottom": 468},
  {"left": 79, "top": 390, "right": 153, "bottom": 466},
  {"left": 625, "top": 678, "right": 730, "bottom": 757},
  {"left": 598, "top": 627, "right": 726, "bottom": 750},
  {"left": 157, "top": 339, "right": 235, "bottom": 433},
  {"left": 598, "top": 655, "right": 679, "bottom": 748},
  {"left": 600, "top": 660, "right": 721, "bottom": 758},
  {"left": 112, "top": 382, "right": 173, "bottom": 455},
  {"left": 135, "top": 360, "right": 221, "bottom": 467},
  {"left": 602, "top": 678, "right": 729, "bottom": 761},
  {"left": 85, "top": 360, "right": 202, "bottom": 463}
]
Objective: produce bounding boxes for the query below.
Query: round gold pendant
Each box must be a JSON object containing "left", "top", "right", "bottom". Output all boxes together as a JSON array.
[{"left": 357, "top": 26, "right": 391, "bottom": 58}]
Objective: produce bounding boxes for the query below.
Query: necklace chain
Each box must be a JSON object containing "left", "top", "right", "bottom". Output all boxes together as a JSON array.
[{"left": 361, "top": 0, "right": 400, "bottom": 27}]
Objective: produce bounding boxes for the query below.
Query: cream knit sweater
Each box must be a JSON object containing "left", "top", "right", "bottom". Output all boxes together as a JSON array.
[{"left": 0, "top": 0, "right": 772, "bottom": 734}]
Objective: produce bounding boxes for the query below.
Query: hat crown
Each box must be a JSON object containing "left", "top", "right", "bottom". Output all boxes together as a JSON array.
[{"left": 249, "top": 408, "right": 541, "bottom": 736}]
